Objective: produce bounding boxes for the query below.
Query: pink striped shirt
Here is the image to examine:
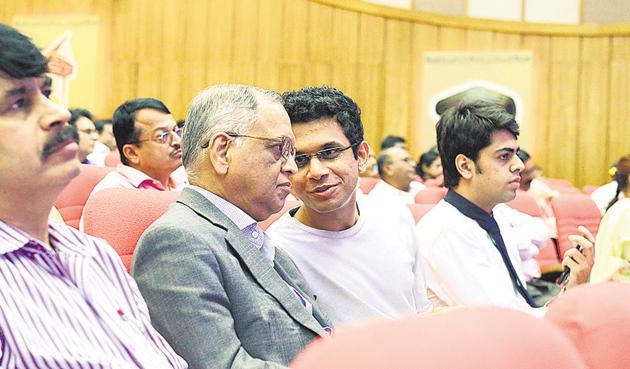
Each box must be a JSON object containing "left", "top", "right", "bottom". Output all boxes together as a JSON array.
[{"left": 0, "top": 219, "right": 187, "bottom": 369}]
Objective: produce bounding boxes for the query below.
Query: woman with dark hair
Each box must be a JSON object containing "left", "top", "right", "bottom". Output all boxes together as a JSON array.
[
  {"left": 591, "top": 155, "right": 630, "bottom": 282},
  {"left": 415, "top": 148, "right": 442, "bottom": 181}
]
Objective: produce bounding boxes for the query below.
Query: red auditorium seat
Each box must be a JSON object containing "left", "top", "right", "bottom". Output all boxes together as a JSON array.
[
  {"left": 542, "top": 178, "right": 581, "bottom": 194},
  {"left": 551, "top": 194, "right": 601, "bottom": 258},
  {"left": 358, "top": 177, "right": 380, "bottom": 194},
  {"left": 506, "top": 190, "right": 544, "bottom": 217},
  {"left": 83, "top": 189, "right": 302, "bottom": 271},
  {"left": 54, "top": 164, "right": 113, "bottom": 229},
  {"left": 82, "top": 188, "right": 179, "bottom": 271},
  {"left": 291, "top": 307, "right": 587, "bottom": 369},
  {"left": 104, "top": 150, "right": 121, "bottom": 167},
  {"left": 546, "top": 283, "right": 630, "bottom": 369},
  {"left": 414, "top": 187, "right": 447, "bottom": 204},
  {"left": 407, "top": 203, "right": 435, "bottom": 223},
  {"left": 581, "top": 185, "right": 598, "bottom": 195}
]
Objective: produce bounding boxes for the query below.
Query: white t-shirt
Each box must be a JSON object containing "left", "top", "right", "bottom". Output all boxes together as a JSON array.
[
  {"left": 267, "top": 196, "right": 432, "bottom": 326},
  {"left": 416, "top": 200, "right": 546, "bottom": 317},
  {"left": 591, "top": 181, "right": 621, "bottom": 215}
]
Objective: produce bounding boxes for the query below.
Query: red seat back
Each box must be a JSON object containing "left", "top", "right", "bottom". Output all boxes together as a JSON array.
[
  {"left": 506, "top": 190, "right": 544, "bottom": 217},
  {"left": 358, "top": 177, "right": 380, "bottom": 194},
  {"left": 407, "top": 203, "right": 436, "bottom": 223},
  {"left": 551, "top": 194, "right": 601, "bottom": 258},
  {"left": 291, "top": 307, "right": 587, "bottom": 369},
  {"left": 414, "top": 187, "right": 447, "bottom": 204},
  {"left": 546, "top": 283, "right": 630, "bottom": 369},
  {"left": 54, "top": 165, "right": 113, "bottom": 229},
  {"left": 82, "top": 188, "right": 179, "bottom": 271}
]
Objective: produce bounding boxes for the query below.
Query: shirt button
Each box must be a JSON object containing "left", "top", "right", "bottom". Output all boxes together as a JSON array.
[{"left": 252, "top": 231, "right": 259, "bottom": 239}]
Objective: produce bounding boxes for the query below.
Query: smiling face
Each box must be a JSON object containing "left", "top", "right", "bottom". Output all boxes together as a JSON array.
[
  {"left": 0, "top": 73, "right": 77, "bottom": 196},
  {"left": 462, "top": 129, "right": 524, "bottom": 212},
  {"left": 290, "top": 117, "right": 369, "bottom": 222},
  {"left": 224, "top": 101, "right": 298, "bottom": 221}
]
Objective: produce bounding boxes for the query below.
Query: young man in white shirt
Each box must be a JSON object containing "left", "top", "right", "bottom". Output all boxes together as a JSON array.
[
  {"left": 267, "top": 86, "right": 432, "bottom": 326},
  {"left": 416, "top": 100, "right": 594, "bottom": 317}
]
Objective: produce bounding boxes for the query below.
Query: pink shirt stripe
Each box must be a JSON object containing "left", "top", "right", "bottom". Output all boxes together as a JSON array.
[{"left": 0, "top": 219, "right": 187, "bottom": 369}]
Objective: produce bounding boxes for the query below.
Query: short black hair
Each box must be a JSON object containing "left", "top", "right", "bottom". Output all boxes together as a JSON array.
[
  {"left": 0, "top": 23, "right": 48, "bottom": 78},
  {"left": 94, "top": 119, "right": 112, "bottom": 134},
  {"left": 69, "top": 108, "right": 94, "bottom": 126},
  {"left": 381, "top": 135, "right": 406, "bottom": 150},
  {"left": 437, "top": 100, "right": 520, "bottom": 188},
  {"left": 113, "top": 98, "right": 170, "bottom": 165},
  {"left": 416, "top": 149, "right": 440, "bottom": 179},
  {"left": 282, "top": 86, "right": 363, "bottom": 158}
]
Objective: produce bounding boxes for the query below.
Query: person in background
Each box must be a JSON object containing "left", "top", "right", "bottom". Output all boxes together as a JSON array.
[
  {"left": 591, "top": 159, "right": 624, "bottom": 215},
  {"left": 416, "top": 147, "right": 444, "bottom": 186},
  {"left": 590, "top": 155, "right": 630, "bottom": 283},
  {"left": 380, "top": 134, "right": 407, "bottom": 150},
  {"left": 0, "top": 22, "right": 186, "bottom": 369},
  {"left": 370, "top": 146, "right": 425, "bottom": 205},
  {"left": 86, "top": 119, "right": 115, "bottom": 166},
  {"left": 68, "top": 108, "right": 99, "bottom": 164}
]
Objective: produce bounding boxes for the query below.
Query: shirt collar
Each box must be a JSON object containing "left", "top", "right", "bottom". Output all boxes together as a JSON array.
[
  {"left": 444, "top": 189, "right": 497, "bottom": 234},
  {"left": 0, "top": 219, "right": 95, "bottom": 257},
  {"left": 186, "top": 185, "right": 257, "bottom": 231},
  {"left": 116, "top": 164, "right": 185, "bottom": 191}
]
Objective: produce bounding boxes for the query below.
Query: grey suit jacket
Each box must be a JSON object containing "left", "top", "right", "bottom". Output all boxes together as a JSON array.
[{"left": 132, "top": 188, "right": 331, "bottom": 369}]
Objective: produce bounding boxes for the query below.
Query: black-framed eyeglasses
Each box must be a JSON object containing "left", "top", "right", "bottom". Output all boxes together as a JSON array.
[
  {"left": 133, "top": 127, "right": 183, "bottom": 145},
  {"left": 201, "top": 132, "right": 296, "bottom": 162},
  {"left": 294, "top": 143, "right": 357, "bottom": 168}
]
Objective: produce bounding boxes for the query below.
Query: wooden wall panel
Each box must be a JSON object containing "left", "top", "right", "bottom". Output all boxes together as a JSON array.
[{"left": 2, "top": 0, "right": 630, "bottom": 186}]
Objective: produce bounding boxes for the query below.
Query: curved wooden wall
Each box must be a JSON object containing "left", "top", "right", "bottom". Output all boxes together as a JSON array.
[{"left": 2, "top": 0, "right": 630, "bottom": 187}]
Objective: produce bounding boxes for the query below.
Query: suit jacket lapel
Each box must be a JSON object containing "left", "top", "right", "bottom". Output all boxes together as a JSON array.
[{"left": 177, "top": 188, "right": 327, "bottom": 336}]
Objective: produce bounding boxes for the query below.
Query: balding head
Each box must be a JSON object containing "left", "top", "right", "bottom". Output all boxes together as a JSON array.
[{"left": 377, "top": 147, "right": 416, "bottom": 192}]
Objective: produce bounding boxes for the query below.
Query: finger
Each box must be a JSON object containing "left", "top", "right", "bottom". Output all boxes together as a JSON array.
[
  {"left": 567, "top": 234, "right": 594, "bottom": 255},
  {"left": 562, "top": 249, "right": 587, "bottom": 267},
  {"left": 577, "top": 225, "right": 596, "bottom": 244}
]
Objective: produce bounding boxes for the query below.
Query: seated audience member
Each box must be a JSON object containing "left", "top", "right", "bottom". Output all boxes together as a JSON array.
[
  {"left": 132, "top": 84, "right": 332, "bottom": 369},
  {"left": 359, "top": 152, "right": 379, "bottom": 178},
  {"left": 0, "top": 23, "right": 186, "bottom": 368},
  {"left": 267, "top": 86, "right": 432, "bottom": 326},
  {"left": 416, "top": 100, "right": 594, "bottom": 316},
  {"left": 416, "top": 148, "right": 442, "bottom": 181},
  {"left": 380, "top": 134, "right": 406, "bottom": 150},
  {"left": 86, "top": 119, "right": 115, "bottom": 166},
  {"left": 89, "top": 98, "right": 186, "bottom": 196},
  {"left": 591, "top": 159, "right": 624, "bottom": 215},
  {"left": 590, "top": 156, "right": 630, "bottom": 283},
  {"left": 370, "top": 146, "right": 425, "bottom": 205},
  {"left": 517, "top": 148, "right": 558, "bottom": 237},
  {"left": 68, "top": 108, "right": 99, "bottom": 164}
]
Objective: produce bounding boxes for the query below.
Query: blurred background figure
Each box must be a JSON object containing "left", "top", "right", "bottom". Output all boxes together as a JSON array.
[
  {"left": 69, "top": 108, "right": 99, "bottom": 164},
  {"left": 416, "top": 147, "right": 443, "bottom": 186},
  {"left": 590, "top": 155, "right": 630, "bottom": 283},
  {"left": 591, "top": 158, "right": 625, "bottom": 215},
  {"left": 86, "top": 119, "right": 115, "bottom": 166},
  {"left": 371, "top": 147, "right": 424, "bottom": 205},
  {"left": 380, "top": 134, "right": 407, "bottom": 150}
]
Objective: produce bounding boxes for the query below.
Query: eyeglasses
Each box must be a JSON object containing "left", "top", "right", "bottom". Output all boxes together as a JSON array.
[
  {"left": 224, "top": 133, "right": 296, "bottom": 162},
  {"left": 134, "top": 128, "right": 183, "bottom": 145},
  {"left": 294, "top": 144, "right": 357, "bottom": 168}
]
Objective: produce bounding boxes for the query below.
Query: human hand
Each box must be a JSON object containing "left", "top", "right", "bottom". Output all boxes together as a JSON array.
[{"left": 562, "top": 225, "right": 595, "bottom": 288}]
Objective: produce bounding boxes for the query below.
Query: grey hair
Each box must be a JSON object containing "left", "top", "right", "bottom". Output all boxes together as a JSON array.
[{"left": 182, "top": 84, "right": 282, "bottom": 177}]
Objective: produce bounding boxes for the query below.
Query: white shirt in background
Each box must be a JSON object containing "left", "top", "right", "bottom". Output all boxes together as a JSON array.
[{"left": 369, "top": 180, "right": 424, "bottom": 205}]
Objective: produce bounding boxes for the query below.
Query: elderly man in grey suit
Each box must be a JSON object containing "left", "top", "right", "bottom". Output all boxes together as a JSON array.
[{"left": 132, "top": 84, "right": 332, "bottom": 369}]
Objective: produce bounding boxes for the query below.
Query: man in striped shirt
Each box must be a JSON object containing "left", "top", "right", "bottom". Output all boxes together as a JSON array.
[{"left": 0, "top": 23, "right": 187, "bottom": 368}]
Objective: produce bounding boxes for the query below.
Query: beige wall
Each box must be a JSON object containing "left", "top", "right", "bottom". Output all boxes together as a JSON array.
[
  {"left": 2, "top": 0, "right": 630, "bottom": 187},
  {"left": 583, "top": 0, "right": 630, "bottom": 23},
  {"left": 414, "top": 0, "right": 465, "bottom": 17}
]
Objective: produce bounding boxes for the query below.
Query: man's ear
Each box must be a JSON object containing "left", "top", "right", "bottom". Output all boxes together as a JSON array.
[
  {"left": 207, "top": 133, "right": 232, "bottom": 175},
  {"left": 356, "top": 141, "right": 370, "bottom": 172},
  {"left": 122, "top": 144, "right": 140, "bottom": 166},
  {"left": 455, "top": 153, "right": 474, "bottom": 180}
]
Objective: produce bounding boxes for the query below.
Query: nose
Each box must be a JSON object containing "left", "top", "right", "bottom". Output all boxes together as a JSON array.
[
  {"left": 38, "top": 92, "right": 70, "bottom": 132},
  {"left": 282, "top": 154, "right": 298, "bottom": 175},
  {"left": 512, "top": 154, "right": 524, "bottom": 173},
  {"left": 306, "top": 157, "right": 330, "bottom": 180}
]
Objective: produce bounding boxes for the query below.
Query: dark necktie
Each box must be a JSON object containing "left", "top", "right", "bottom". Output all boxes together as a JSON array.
[{"left": 444, "top": 190, "right": 537, "bottom": 307}]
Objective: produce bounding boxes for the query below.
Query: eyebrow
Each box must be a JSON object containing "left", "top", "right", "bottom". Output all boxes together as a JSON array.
[
  {"left": 296, "top": 141, "right": 345, "bottom": 153},
  {"left": 495, "top": 147, "right": 518, "bottom": 154},
  {"left": 5, "top": 86, "right": 27, "bottom": 98}
]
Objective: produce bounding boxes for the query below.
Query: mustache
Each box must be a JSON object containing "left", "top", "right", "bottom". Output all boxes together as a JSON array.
[{"left": 41, "top": 125, "right": 78, "bottom": 161}]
